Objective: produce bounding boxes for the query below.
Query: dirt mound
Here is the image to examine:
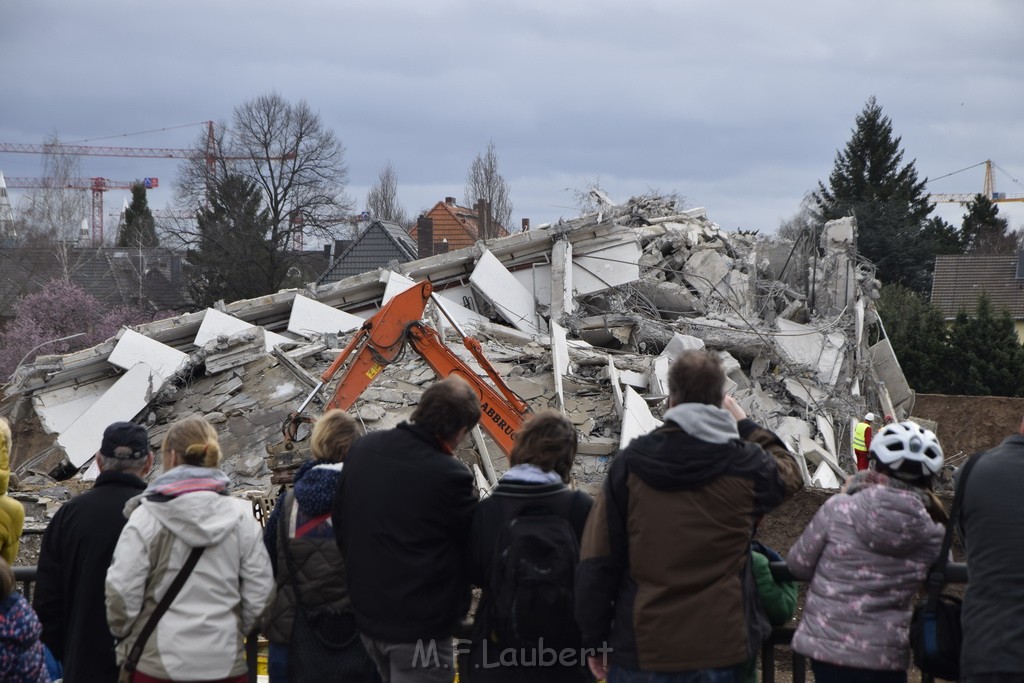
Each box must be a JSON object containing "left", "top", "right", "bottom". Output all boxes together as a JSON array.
[{"left": 913, "top": 393, "right": 1024, "bottom": 463}]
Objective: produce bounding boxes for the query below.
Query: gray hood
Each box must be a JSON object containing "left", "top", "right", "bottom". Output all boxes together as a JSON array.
[{"left": 663, "top": 403, "right": 740, "bottom": 444}]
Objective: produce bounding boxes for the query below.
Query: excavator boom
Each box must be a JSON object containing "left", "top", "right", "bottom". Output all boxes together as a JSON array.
[{"left": 269, "top": 281, "right": 531, "bottom": 482}]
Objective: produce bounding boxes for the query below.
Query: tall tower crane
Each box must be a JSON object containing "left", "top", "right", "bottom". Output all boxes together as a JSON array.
[
  {"left": 929, "top": 160, "right": 1024, "bottom": 205},
  {"left": 2, "top": 176, "right": 158, "bottom": 244},
  {"left": 0, "top": 121, "right": 296, "bottom": 239}
]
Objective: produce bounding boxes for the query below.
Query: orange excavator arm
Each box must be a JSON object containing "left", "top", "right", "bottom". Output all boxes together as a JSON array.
[{"left": 282, "top": 280, "right": 531, "bottom": 458}]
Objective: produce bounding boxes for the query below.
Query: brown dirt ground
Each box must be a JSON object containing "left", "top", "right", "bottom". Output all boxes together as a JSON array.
[{"left": 913, "top": 393, "right": 1024, "bottom": 465}]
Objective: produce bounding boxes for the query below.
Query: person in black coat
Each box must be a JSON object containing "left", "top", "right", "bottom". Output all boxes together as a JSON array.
[
  {"left": 33, "top": 422, "right": 152, "bottom": 682},
  {"left": 333, "top": 377, "right": 480, "bottom": 683},
  {"left": 464, "top": 410, "right": 593, "bottom": 682}
]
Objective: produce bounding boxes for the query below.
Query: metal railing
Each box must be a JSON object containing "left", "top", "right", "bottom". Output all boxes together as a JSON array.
[{"left": 12, "top": 562, "right": 968, "bottom": 683}]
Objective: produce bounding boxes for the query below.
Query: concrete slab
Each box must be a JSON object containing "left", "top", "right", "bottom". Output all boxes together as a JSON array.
[
  {"left": 606, "top": 355, "right": 625, "bottom": 417},
  {"left": 721, "top": 270, "right": 753, "bottom": 314},
  {"left": 799, "top": 435, "right": 838, "bottom": 469},
  {"left": 663, "top": 333, "right": 705, "bottom": 362},
  {"left": 571, "top": 237, "right": 642, "bottom": 295},
  {"left": 32, "top": 378, "right": 118, "bottom": 434},
  {"left": 288, "top": 295, "right": 363, "bottom": 337},
  {"left": 870, "top": 336, "right": 914, "bottom": 413},
  {"left": 194, "top": 309, "right": 290, "bottom": 352},
  {"left": 815, "top": 414, "right": 839, "bottom": 463},
  {"left": 775, "top": 319, "right": 846, "bottom": 387},
  {"left": 784, "top": 378, "right": 829, "bottom": 409},
  {"left": 811, "top": 461, "right": 841, "bottom": 489},
  {"left": 109, "top": 329, "right": 189, "bottom": 380},
  {"left": 772, "top": 416, "right": 813, "bottom": 448},
  {"left": 549, "top": 241, "right": 575, "bottom": 323},
  {"left": 620, "top": 386, "right": 663, "bottom": 449},
  {"left": 58, "top": 362, "right": 163, "bottom": 468},
  {"left": 550, "top": 321, "right": 570, "bottom": 412},
  {"left": 683, "top": 249, "right": 731, "bottom": 299},
  {"left": 471, "top": 250, "right": 544, "bottom": 335},
  {"left": 648, "top": 355, "right": 670, "bottom": 396}
]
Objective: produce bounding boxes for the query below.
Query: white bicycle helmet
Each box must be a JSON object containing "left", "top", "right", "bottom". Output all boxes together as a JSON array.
[{"left": 869, "top": 420, "right": 944, "bottom": 477}]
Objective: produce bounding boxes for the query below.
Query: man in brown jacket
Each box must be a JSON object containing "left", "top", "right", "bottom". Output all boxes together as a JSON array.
[{"left": 575, "top": 350, "right": 803, "bottom": 682}]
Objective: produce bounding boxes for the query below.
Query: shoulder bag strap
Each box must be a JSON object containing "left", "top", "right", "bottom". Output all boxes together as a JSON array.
[
  {"left": 279, "top": 491, "right": 310, "bottom": 616},
  {"left": 925, "top": 451, "right": 984, "bottom": 607},
  {"left": 124, "top": 544, "right": 206, "bottom": 673}
]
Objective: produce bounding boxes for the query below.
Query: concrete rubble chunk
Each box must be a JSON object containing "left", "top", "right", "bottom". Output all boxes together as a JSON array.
[{"left": 683, "top": 249, "right": 731, "bottom": 300}]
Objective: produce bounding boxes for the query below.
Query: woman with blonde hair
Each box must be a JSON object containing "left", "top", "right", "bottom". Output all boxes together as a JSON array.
[
  {"left": 106, "top": 416, "right": 273, "bottom": 683},
  {"left": 262, "top": 408, "right": 375, "bottom": 682}
]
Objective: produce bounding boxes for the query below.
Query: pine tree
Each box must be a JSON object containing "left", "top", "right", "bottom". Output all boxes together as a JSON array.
[
  {"left": 962, "top": 194, "right": 1017, "bottom": 254},
  {"left": 187, "top": 174, "right": 274, "bottom": 308},
  {"left": 945, "top": 294, "right": 1024, "bottom": 396},
  {"left": 116, "top": 182, "right": 158, "bottom": 247},
  {"left": 815, "top": 97, "right": 934, "bottom": 292}
]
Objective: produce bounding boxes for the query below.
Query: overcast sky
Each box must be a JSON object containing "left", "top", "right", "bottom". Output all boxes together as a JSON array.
[{"left": 3, "top": 0, "right": 1023, "bottom": 243}]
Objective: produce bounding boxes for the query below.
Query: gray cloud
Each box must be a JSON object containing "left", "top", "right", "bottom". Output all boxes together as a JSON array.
[{"left": 3, "top": 0, "right": 1023, "bottom": 237}]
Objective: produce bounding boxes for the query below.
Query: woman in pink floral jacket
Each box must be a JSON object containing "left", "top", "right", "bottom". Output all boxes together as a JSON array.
[{"left": 787, "top": 421, "right": 947, "bottom": 683}]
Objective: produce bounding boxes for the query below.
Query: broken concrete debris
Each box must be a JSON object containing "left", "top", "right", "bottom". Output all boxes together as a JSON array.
[{"left": 4, "top": 193, "right": 906, "bottom": 501}]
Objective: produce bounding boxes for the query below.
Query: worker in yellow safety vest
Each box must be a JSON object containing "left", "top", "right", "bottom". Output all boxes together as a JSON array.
[{"left": 852, "top": 413, "right": 875, "bottom": 471}]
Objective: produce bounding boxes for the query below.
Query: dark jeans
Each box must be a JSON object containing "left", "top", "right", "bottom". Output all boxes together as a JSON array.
[
  {"left": 810, "top": 660, "right": 907, "bottom": 683},
  {"left": 608, "top": 663, "right": 743, "bottom": 683},
  {"left": 268, "top": 642, "right": 288, "bottom": 683}
]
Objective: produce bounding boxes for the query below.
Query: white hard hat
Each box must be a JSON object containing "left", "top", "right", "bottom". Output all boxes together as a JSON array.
[{"left": 864, "top": 412, "right": 876, "bottom": 422}]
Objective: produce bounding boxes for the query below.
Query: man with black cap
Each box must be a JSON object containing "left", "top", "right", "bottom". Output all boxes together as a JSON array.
[{"left": 33, "top": 421, "right": 153, "bottom": 682}]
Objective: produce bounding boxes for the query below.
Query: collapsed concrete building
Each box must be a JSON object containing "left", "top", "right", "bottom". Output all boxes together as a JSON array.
[{"left": 2, "top": 193, "right": 915, "bottom": 512}]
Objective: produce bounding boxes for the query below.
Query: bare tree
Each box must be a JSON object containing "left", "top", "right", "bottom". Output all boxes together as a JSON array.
[
  {"left": 464, "top": 140, "right": 513, "bottom": 235},
  {"left": 16, "top": 134, "right": 89, "bottom": 243},
  {"left": 14, "top": 132, "right": 91, "bottom": 277},
  {"left": 173, "top": 92, "right": 352, "bottom": 295},
  {"left": 366, "top": 161, "right": 408, "bottom": 225}
]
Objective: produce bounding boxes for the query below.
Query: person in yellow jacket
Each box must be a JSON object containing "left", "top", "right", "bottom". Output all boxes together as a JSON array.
[
  {"left": 853, "top": 413, "right": 875, "bottom": 472},
  {"left": 0, "top": 418, "right": 26, "bottom": 565}
]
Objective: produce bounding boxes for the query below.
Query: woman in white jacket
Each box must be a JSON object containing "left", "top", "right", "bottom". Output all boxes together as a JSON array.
[{"left": 106, "top": 417, "right": 273, "bottom": 683}]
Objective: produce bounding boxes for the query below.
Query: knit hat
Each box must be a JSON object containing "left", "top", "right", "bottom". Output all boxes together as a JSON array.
[{"left": 100, "top": 422, "right": 151, "bottom": 460}]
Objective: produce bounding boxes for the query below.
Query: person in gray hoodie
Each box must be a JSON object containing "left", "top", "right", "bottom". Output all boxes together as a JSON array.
[
  {"left": 106, "top": 416, "right": 273, "bottom": 683},
  {"left": 787, "top": 421, "right": 947, "bottom": 683}
]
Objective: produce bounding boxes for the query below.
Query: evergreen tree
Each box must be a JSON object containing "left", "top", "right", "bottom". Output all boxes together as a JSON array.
[
  {"left": 945, "top": 294, "right": 1024, "bottom": 397},
  {"left": 962, "top": 194, "right": 1017, "bottom": 254},
  {"left": 815, "top": 97, "right": 934, "bottom": 293},
  {"left": 876, "top": 284, "right": 951, "bottom": 393},
  {"left": 921, "top": 216, "right": 965, "bottom": 257},
  {"left": 187, "top": 174, "right": 274, "bottom": 307},
  {"left": 116, "top": 182, "right": 158, "bottom": 247}
]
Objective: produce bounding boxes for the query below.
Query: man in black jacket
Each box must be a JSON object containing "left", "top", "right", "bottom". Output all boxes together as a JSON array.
[
  {"left": 959, "top": 415, "right": 1024, "bottom": 682},
  {"left": 334, "top": 376, "right": 480, "bottom": 682},
  {"left": 33, "top": 422, "right": 152, "bottom": 682}
]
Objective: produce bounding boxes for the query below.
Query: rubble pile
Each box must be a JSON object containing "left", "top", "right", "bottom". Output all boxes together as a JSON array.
[{"left": 2, "top": 193, "right": 915, "bottom": 501}]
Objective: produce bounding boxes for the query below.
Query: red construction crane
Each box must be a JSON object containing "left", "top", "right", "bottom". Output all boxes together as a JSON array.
[
  {"left": 3, "top": 176, "right": 158, "bottom": 244},
  {"left": 0, "top": 121, "right": 297, "bottom": 239}
]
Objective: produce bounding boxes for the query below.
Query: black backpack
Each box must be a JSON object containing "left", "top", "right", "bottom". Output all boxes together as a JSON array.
[{"left": 488, "top": 491, "right": 581, "bottom": 650}]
